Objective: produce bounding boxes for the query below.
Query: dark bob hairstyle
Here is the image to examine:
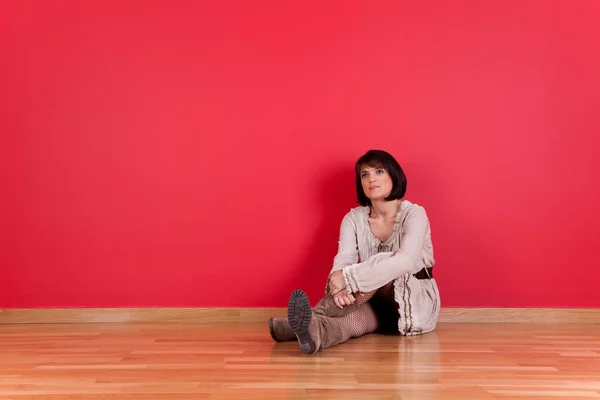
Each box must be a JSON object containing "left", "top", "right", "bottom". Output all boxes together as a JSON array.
[{"left": 355, "top": 149, "right": 407, "bottom": 206}]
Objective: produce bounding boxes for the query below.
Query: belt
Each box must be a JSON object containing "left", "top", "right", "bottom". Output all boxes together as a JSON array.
[{"left": 413, "top": 267, "right": 433, "bottom": 280}]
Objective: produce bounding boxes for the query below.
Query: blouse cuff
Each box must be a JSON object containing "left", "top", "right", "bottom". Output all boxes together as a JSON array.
[{"left": 342, "top": 265, "right": 360, "bottom": 293}]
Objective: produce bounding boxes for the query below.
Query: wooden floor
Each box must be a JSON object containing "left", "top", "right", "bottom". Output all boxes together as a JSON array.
[{"left": 1, "top": 322, "right": 599, "bottom": 399}]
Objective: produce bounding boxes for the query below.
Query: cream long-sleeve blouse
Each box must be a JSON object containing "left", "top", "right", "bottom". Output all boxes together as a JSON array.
[{"left": 327, "top": 199, "right": 440, "bottom": 336}]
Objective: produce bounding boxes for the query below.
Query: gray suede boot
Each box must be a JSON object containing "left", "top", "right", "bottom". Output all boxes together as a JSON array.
[
  {"left": 287, "top": 289, "right": 345, "bottom": 354},
  {"left": 268, "top": 318, "right": 296, "bottom": 342}
]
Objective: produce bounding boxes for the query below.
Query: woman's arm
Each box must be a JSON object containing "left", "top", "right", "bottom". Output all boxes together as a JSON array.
[
  {"left": 325, "top": 212, "right": 359, "bottom": 294},
  {"left": 340, "top": 205, "right": 430, "bottom": 293},
  {"left": 331, "top": 213, "right": 359, "bottom": 272}
]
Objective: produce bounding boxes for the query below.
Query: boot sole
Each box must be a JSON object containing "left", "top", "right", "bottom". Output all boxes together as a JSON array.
[{"left": 287, "top": 289, "right": 317, "bottom": 354}]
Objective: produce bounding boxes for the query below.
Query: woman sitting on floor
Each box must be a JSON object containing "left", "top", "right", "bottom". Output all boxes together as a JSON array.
[{"left": 269, "top": 149, "right": 440, "bottom": 354}]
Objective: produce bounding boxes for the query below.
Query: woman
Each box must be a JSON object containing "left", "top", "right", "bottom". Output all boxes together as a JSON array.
[{"left": 269, "top": 149, "right": 440, "bottom": 354}]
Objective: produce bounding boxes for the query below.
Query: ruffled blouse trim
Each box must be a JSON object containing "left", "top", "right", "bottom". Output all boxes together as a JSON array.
[{"left": 359, "top": 199, "right": 412, "bottom": 246}]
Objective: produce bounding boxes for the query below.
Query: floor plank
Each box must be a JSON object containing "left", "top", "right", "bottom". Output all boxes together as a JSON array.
[{"left": 0, "top": 322, "right": 599, "bottom": 399}]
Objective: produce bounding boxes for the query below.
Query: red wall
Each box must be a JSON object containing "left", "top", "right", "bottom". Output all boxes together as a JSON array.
[{"left": 1, "top": 1, "right": 599, "bottom": 308}]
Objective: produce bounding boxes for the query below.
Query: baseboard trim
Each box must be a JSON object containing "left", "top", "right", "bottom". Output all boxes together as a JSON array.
[
  {"left": 438, "top": 308, "right": 599, "bottom": 324},
  {"left": 1, "top": 307, "right": 598, "bottom": 324},
  {"left": 0, "top": 308, "right": 287, "bottom": 324}
]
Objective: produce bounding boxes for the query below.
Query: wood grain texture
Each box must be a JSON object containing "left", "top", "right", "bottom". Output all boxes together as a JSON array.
[
  {"left": 1, "top": 322, "right": 600, "bottom": 399},
  {"left": 1, "top": 307, "right": 599, "bottom": 324},
  {"left": 0, "top": 308, "right": 286, "bottom": 324}
]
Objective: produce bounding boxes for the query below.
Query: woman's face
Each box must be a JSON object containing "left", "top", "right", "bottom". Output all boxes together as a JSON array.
[{"left": 360, "top": 165, "right": 392, "bottom": 201}]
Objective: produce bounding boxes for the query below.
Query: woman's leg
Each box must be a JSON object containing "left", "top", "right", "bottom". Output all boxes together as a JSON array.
[
  {"left": 288, "top": 289, "right": 380, "bottom": 354},
  {"left": 270, "top": 288, "right": 379, "bottom": 342},
  {"left": 368, "top": 281, "right": 400, "bottom": 334},
  {"left": 270, "top": 282, "right": 394, "bottom": 343},
  {"left": 313, "top": 288, "right": 380, "bottom": 317}
]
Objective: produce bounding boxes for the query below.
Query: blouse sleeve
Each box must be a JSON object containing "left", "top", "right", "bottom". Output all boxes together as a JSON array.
[
  {"left": 325, "top": 212, "right": 359, "bottom": 293},
  {"left": 342, "top": 205, "right": 429, "bottom": 293}
]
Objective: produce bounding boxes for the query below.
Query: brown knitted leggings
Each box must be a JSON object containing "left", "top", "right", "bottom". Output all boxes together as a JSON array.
[{"left": 316, "top": 281, "right": 398, "bottom": 342}]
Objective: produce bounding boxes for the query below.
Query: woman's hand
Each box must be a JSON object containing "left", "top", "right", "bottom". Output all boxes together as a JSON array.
[
  {"left": 333, "top": 289, "right": 356, "bottom": 309},
  {"left": 328, "top": 270, "right": 347, "bottom": 295}
]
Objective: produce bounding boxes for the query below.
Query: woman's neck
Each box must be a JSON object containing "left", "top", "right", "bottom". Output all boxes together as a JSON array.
[{"left": 369, "top": 199, "right": 402, "bottom": 220}]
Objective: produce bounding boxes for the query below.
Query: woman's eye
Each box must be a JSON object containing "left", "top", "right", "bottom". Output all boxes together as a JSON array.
[
  {"left": 376, "top": 170, "right": 384, "bottom": 174},
  {"left": 361, "top": 173, "right": 368, "bottom": 179}
]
